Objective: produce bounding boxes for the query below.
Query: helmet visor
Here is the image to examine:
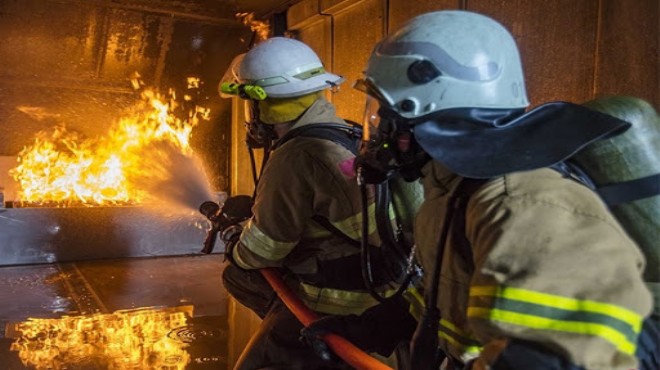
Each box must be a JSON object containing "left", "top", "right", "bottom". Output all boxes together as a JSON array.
[
  {"left": 355, "top": 78, "right": 392, "bottom": 142},
  {"left": 361, "top": 95, "right": 381, "bottom": 141},
  {"left": 354, "top": 78, "right": 392, "bottom": 106}
]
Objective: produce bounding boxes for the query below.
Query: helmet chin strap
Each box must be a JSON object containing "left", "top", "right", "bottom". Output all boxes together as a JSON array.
[{"left": 245, "top": 115, "right": 275, "bottom": 197}]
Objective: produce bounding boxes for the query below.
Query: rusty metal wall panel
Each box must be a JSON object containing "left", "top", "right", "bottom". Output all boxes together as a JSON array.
[
  {"left": 469, "top": 0, "right": 598, "bottom": 106},
  {"left": 0, "top": 2, "right": 101, "bottom": 81},
  {"left": 0, "top": 1, "right": 136, "bottom": 155},
  {"left": 296, "top": 16, "right": 335, "bottom": 102},
  {"left": 387, "top": 0, "right": 458, "bottom": 32},
  {"left": 297, "top": 17, "right": 333, "bottom": 76},
  {"left": 162, "top": 22, "right": 251, "bottom": 191},
  {"left": 0, "top": 1, "right": 252, "bottom": 194},
  {"left": 287, "top": 0, "right": 321, "bottom": 29},
  {"left": 596, "top": 0, "right": 659, "bottom": 107},
  {"left": 98, "top": 9, "right": 165, "bottom": 83},
  {"left": 331, "top": 0, "right": 386, "bottom": 123}
]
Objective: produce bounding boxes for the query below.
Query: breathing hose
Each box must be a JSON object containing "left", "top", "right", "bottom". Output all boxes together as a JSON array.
[
  {"left": 358, "top": 167, "right": 416, "bottom": 303},
  {"left": 409, "top": 184, "right": 465, "bottom": 369}
]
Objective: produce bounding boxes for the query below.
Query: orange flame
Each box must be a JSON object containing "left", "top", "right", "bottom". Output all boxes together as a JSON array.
[
  {"left": 9, "top": 306, "right": 193, "bottom": 370},
  {"left": 236, "top": 12, "right": 271, "bottom": 41},
  {"left": 9, "top": 85, "right": 211, "bottom": 207}
]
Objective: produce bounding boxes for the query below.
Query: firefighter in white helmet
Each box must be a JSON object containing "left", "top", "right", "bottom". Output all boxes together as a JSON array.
[
  {"left": 302, "top": 10, "right": 657, "bottom": 370},
  {"left": 219, "top": 36, "right": 414, "bottom": 369}
]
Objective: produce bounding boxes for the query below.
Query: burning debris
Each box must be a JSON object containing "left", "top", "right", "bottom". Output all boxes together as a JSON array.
[{"left": 9, "top": 81, "right": 213, "bottom": 208}]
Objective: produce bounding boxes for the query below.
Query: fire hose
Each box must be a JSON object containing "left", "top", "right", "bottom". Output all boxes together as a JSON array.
[
  {"left": 199, "top": 199, "right": 393, "bottom": 370},
  {"left": 260, "top": 268, "right": 393, "bottom": 370}
]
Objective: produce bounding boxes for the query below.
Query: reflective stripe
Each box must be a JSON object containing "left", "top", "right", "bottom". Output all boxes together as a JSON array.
[
  {"left": 469, "top": 285, "right": 642, "bottom": 355},
  {"left": 403, "top": 286, "right": 425, "bottom": 319},
  {"left": 298, "top": 282, "right": 398, "bottom": 315},
  {"left": 240, "top": 219, "right": 298, "bottom": 261},
  {"left": 470, "top": 286, "right": 642, "bottom": 331},
  {"left": 403, "top": 287, "right": 482, "bottom": 355},
  {"left": 232, "top": 244, "right": 252, "bottom": 270},
  {"left": 304, "top": 221, "right": 334, "bottom": 238},
  {"left": 438, "top": 320, "right": 482, "bottom": 355},
  {"left": 327, "top": 202, "right": 378, "bottom": 240}
]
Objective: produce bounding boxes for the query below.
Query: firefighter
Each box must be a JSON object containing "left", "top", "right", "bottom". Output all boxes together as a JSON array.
[
  {"left": 219, "top": 37, "right": 408, "bottom": 370},
  {"left": 302, "top": 10, "right": 655, "bottom": 370}
]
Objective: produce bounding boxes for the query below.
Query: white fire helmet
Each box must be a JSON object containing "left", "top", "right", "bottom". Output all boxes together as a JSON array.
[
  {"left": 236, "top": 37, "right": 344, "bottom": 98},
  {"left": 358, "top": 10, "right": 530, "bottom": 120}
]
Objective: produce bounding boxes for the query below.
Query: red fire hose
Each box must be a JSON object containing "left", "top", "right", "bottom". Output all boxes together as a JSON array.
[{"left": 260, "top": 268, "right": 394, "bottom": 370}]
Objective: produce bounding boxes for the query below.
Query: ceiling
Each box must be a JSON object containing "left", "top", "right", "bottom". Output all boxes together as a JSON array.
[{"left": 232, "top": 0, "right": 303, "bottom": 18}]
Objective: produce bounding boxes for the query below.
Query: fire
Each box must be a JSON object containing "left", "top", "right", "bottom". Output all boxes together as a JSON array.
[
  {"left": 236, "top": 12, "right": 271, "bottom": 41},
  {"left": 10, "top": 85, "right": 211, "bottom": 207},
  {"left": 9, "top": 306, "right": 193, "bottom": 370}
]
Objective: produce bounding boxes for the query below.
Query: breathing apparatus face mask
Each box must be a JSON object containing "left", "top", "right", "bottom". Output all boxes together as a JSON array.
[
  {"left": 243, "top": 100, "right": 275, "bottom": 149},
  {"left": 219, "top": 81, "right": 275, "bottom": 149},
  {"left": 357, "top": 94, "right": 430, "bottom": 183}
]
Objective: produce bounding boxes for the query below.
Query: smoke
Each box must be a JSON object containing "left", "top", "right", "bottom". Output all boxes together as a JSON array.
[{"left": 125, "top": 140, "right": 215, "bottom": 212}]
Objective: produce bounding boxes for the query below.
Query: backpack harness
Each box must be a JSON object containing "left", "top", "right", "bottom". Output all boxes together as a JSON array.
[{"left": 257, "top": 122, "right": 416, "bottom": 300}]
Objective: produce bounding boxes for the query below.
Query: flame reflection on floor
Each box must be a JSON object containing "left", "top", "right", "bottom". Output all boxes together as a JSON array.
[{"left": 9, "top": 306, "right": 195, "bottom": 370}]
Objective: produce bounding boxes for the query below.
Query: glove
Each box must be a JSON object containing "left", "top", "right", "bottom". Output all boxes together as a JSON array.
[
  {"left": 221, "top": 224, "right": 243, "bottom": 265},
  {"left": 300, "top": 293, "right": 416, "bottom": 357}
]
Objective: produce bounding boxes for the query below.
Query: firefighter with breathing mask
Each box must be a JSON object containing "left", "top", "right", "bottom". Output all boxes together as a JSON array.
[
  {"left": 302, "top": 10, "right": 658, "bottom": 370},
  {"left": 218, "top": 36, "right": 415, "bottom": 370}
]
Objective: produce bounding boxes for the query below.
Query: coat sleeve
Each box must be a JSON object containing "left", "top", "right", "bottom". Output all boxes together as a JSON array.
[
  {"left": 465, "top": 176, "right": 652, "bottom": 370},
  {"left": 232, "top": 149, "right": 315, "bottom": 269}
]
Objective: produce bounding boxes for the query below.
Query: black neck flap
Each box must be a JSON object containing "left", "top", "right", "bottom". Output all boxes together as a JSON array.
[{"left": 413, "top": 102, "right": 631, "bottom": 178}]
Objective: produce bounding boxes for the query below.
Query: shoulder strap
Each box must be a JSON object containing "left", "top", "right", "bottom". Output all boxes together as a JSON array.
[
  {"left": 271, "top": 121, "right": 363, "bottom": 154},
  {"left": 311, "top": 214, "right": 363, "bottom": 248},
  {"left": 450, "top": 178, "right": 489, "bottom": 271},
  {"left": 551, "top": 161, "right": 660, "bottom": 207}
]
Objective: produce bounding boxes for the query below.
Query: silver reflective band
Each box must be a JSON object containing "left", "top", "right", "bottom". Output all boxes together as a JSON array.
[
  {"left": 378, "top": 41, "right": 500, "bottom": 81},
  {"left": 251, "top": 63, "right": 326, "bottom": 87},
  {"left": 253, "top": 76, "right": 289, "bottom": 87}
]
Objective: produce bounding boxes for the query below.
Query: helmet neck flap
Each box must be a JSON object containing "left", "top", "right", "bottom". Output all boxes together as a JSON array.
[{"left": 412, "top": 102, "right": 631, "bottom": 178}]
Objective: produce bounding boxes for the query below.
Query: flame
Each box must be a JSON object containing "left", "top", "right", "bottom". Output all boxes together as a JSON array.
[
  {"left": 236, "top": 12, "right": 270, "bottom": 41},
  {"left": 10, "top": 84, "right": 211, "bottom": 207},
  {"left": 9, "top": 306, "right": 193, "bottom": 370}
]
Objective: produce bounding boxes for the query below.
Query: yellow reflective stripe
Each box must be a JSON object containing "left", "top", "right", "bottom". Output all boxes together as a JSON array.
[
  {"left": 299, "top": 282, "right": 399, "bottom": 315},
  {"left": 327, "top": 202, "right": 377, "bottom": 240},
  {"left": 468, "top": 307, "right": 636, "bottom": 355},
  {"left": 470, "top": 285, "right": 642, "bottom": 332},
  {"left": 438, "top": 331, "right": 482, "bottom": 355},
  {"left": 440, "top": 318, "right": 471, "bottom": 338},
  {"left": 231, "top": 244, "right": 252, "bottom": 270},
  {"left": 240, "top": 219, "right": 298, "bottom": 261},
  {"left": 403, "top": 287, "right": 426, "bottom": 323},
  {"left": 303, "top": 221, "right": 331, "bottom": 238},
  {"left": 403, "top": 287, "right": 482, "bottom": 355}
]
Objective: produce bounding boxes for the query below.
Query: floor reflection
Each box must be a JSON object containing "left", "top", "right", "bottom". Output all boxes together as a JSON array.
[
  {"left": 10, "top": 306, "right": 195, "bottom": 369},
  {"left": 0, "top": 255, "right": 229, "bottom": 369}
]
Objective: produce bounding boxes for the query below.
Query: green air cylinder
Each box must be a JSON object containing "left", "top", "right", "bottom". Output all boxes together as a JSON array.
[
  {"left": 390, "top": 175, "right": 424, "bottom": 246},
  {"left": 574, "top": 96, "right": 659, "bottom": 317}
]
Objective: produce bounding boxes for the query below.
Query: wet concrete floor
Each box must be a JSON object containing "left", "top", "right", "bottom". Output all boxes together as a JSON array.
[{"left": 0, "top": 255, "right": 229, "bottom": 369}]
